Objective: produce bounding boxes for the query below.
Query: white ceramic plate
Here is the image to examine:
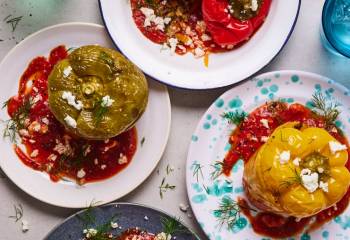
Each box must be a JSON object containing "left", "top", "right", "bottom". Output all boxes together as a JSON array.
[
  {"left": 186, "top": 71, "right": 350, "bottom": 239},
  {"left": 0, "top": 22, "right": 171, "bottom": 208},
  {"left": 99, "top": 0, "right": 301, "bottom": 90}
]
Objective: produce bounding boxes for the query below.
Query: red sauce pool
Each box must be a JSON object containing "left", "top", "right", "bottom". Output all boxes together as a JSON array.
[
  {"left": 116, "top": 228, "right": 155, "bottom": 240},
  {"left": 5, "top": 46, "right": 137, "bottom": 184},
  {"left": 224, "top": 102, "right": 350, "bottom": 238}
]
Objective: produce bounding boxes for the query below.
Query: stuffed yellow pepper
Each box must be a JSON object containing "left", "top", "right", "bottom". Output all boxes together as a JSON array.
[{"left": 243, "top": 122, "right": 350, "bottom": 218}]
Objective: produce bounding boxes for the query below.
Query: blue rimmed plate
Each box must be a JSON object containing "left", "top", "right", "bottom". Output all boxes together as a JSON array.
[
  {"left": 186, "top": 70, "right": 350, "bottom": 239},
  {"left": 44, "top": 202, "right": 199, "bottom": 240}
]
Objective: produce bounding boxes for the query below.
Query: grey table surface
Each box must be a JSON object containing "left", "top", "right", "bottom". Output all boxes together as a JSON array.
[{"left": 0, "top": 0, "right": 350, "bottom": 239}]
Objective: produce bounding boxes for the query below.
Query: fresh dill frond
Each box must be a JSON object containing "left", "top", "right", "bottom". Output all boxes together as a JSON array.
[
  {"left": 161, "top": 216, "right": 187, "bottom": 238},
  {"left": 192, "top": 162, "right": 204, "bottom": 182},
  {"left": 93, "top": 99, "right": 108, "bottom": 126},
  {"left": 222, "top": 111, "right": 247, "bottom": 125},
  {"left": 159, "top": 177, "right": 176, "bottom": 199},
  {"left": 5, "top": 15, "right": 23, "bottom": 32},
  {"left": 78, "top": 199, "right": 102, "bottom": 226},
  {"left": 279, "top": 167, "right": 302, "bottom": 190},
  {"left": 311, "top": 92, "right": 340, "bottom": 126},
  {"left": 140, "top": 137, "right": 145, "bottom": 146},
  {"left": 210, "top": 161, "right": 224, "bottom": 180},
  {"left": 214, "top": 196, "right": 241, "bottom": 229},
  {"left": 9, "top": 204, "right": 23, "bottom": 222},
  {"left": 166, "top": 164, "right": 174, "bottom": 175},
  {"left": 2, "top": 97, "right": 33, "bottom": 143}
]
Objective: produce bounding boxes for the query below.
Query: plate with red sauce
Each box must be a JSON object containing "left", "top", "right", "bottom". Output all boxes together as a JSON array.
[
  {"left": 44, "top": 202, "right": 199, "bottom": 240},
  {"left": 186, "top": 70, "right": 350, "bottom": 239},
  {"left": 99, "top": 0, "right": 300, "bottom": 89},
  {"left": 0, "top": 23, "right": 171, "bottom": 208}
]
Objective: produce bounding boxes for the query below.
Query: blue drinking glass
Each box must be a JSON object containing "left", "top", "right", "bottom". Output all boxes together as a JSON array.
[{"left": 321, "top": 0, "right": 350, "bottom": 58}]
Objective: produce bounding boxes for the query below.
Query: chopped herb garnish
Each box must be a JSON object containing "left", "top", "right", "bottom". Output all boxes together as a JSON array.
[
  {"left": 210, "top": 161, "right": 224, "bottom": 180},
  {"left": 9, "top": 204, "right": 24, "bottom": 222},
  {"left": 279, "top": 167, "right": 302, "bottom": 190},
  {"left": 159, "top": 177, "right": 176, "bottom": 199},
  {"left": 5, "top": 15, "right": 23, "bottom": 32},
  {"left": 78, "top": 199, "right": 102, "bottom": 226},
  {"left": 161, "top": 216, "right": 187, "bottom": 238},
  {"left": 2, "top": 97, "right": 33, "bottom": 143},
  {"left": 93, "top": 98, "right": 109, "bottom": 126},
  {"left": 192, "top": 162, "right": 204, "bottom": 182},
  {"left": 166, "top": 164, "right": 174, "bottom": 175},
  {"left": 222, "top": 110, "right": 247, "bottom": 125},
  {"left": 311, "top": 92, "right": 340, "bottom": 127},
  {"left": 140, "top": 137, "right": 145, "bottom": 146}
]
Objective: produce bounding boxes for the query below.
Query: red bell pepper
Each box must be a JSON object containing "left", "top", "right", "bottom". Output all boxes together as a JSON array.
[{"left": 202, "top": 0, "right": 272, "bottom": 46}]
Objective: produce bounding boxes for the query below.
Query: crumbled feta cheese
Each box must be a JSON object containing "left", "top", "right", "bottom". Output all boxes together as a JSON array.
[
  {"left": 118, "top": 154, "right": 128, "bottom": 165},
  {"left": 317, "top": 167, "right": 324, "bottom": 173},
  {"left": 261, "top": 136, "right": 269, "bottom": 142},
  {"left": 33, "top": 94, "right": 43, "bottom": 103},
  {"left": 101, "top": 95, "right": 114, "bottom": 107},
  {"left": 29, "top": 139, "right": 36, "bottom": 143},
  {"left": 140, "top": 7, "right": 171, "bottom": 31},
  {"left": 292, "top": 157, "right": 301, "bottom": 166},
  {"left": 329, "top": 141, "right": 347, "bottom": 154},
  {"left": 64, "top": 115, "right": 77, "bottom": 128},
  {"left": 41, "top": 117, "right": 49, "bottom": 125},
  {"left": 30, "top": 149, "right": 39, "bottom": 158},
  {"left": 53, "top": 140, "right": 72, "bottom": 156},
  {"left": 179, "top": 203, "right": 189, "bottom": 212},
  {"left": 101, "top": 164, "right": 107, "bottom": 170},
  {"left": 83, "top": 228, "right": 98, "bottom": 238},
  {"left": 279, "top": 150, "right": 290, "bottom": 164},
  {"left": 19, "top": 129, "right": 29, "bottom": 137},
  {"left": 194, "top": 47, "right": 205, "bottom": 58},
  {"left": 260, "top": 119, "right": 269, "bottom": 129},
  {"left": 144, "top": 216, "right": 149, "bottom": 221},
  {"left": 251, "top": 0, "right": 258, "bottom": 11},
  {"left": 251, "top": 136, "right": 258, "bottom": 142},
  {"left": 201, "top": 34, "right": 212, "bottom": 41},
  {"left": 168, "top": 38, "right": 178, "bottom": 55},
  {"left": 155, "top": 232, "right": 171, "bottom": 240},
  {"left": 21, "top": 220, "right": 29, "bottom": 232},
  {"left": 63, "top": 66, "right": 72, "bottom": 78},
  {"left": 94, "top": 158, "right": 99, "bottom": 165},
  {"left": 30, "top": 121, "right": 41, "bottom": 132},
  {"left": 111, "top": 222, "right": 119, "bottom": 229},
  {"left": 62, "top": 91, "right": 83, "bottom": 110},
  {"left": 77, "top": 169, "right": 86, "bottom": 178},
  {"left": 33, "top": 87, "right": 38, "bottom": 92},
  {"left": 319, "top": 181, "right": 329, "bottom": 192},
  {"left": 48, "top": 154, "right": 57, "bottom": 162},
  {"left": 301, "top": 169, "right": 319, "bottom": 193}
]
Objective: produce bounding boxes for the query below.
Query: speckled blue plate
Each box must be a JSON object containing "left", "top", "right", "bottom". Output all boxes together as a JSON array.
[
  {"left": 44, "top": 202, "right": 199, "bottom": 240},
  {"left": 186, "top": 70, "right": 350, "bottom": 240}
]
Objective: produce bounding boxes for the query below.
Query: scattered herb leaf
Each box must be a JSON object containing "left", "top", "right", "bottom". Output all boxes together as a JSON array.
[
  {"left": 210, "top": 161, "right": 224, "bottom": 180},
  {"left": 222, "top": 111, "right": 247, "bottom": 125},
  {"left": 5, "top": 15, "right": 23, "bottom": 32},
  {"left": 9, "top": 204, "right": 23, "bottom": 222},
  {"left": 279, "top": 167, "right": 302, "bottom": 190},
  {"left": 93, "top": 98, "right": 108, "bottom": 126},
  {"left": 311, "top": 92, "right": 340, "bottom": 127},
  {"left": 161, "top": 216, "right": 187, "bottom": 238},
  {"left": 140, "top": 137, "right": 145, "bottom": 146},
  {"left": 192, "top": 163, "right": 203, "bottom": 182},
  {"left": 166, "top": 164, "right": 174, "bottom": 175},
  {"left": 159, "top": 177, "right": 176, "bottom": 199}
]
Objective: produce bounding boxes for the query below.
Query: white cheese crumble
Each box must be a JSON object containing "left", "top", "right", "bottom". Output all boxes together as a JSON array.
[
  {"left": 155, "top": 232, "right": 172, "bottom": 240},
  {"left": 48, "top": 154, "right": 57, "bottom": 162},
  {"left": 201, "top": 34, "right": 212, "bottom": 41},
  {"left": 279, "top": 150, "right": 290, "bottom": 164},
  {"left": 140, "top": 7, "right": 171, "bottom": 31},
  {"left": 94, "top": 158, "right": 99, "bottom": 165},
  {"left": 33, "top": 94, "right": 42, "bottom": 103},
  {"left": 144, "top": 216, "right": 149, "bottom": 221},
  {"left": 260, "top": 119, "right": 269, "bottom": 129},
  {"left": 292, "top": 157, "right": 301, "bottom": 166},
  {"left": 63, "top": 66, "right": 72, "bottom": 78},
  {"left": 329, "top": 141, "right": 347, "bottom": 154},
  {"left": 83, "top": 228, "right": 98, "bottom": 238},
  {"left": 110, "top": 222, "right": 119, "bottom": 229},
  {"left": 261, "top": 136, "right": 269, "bottom": 142},
  {"left": 168, "top": 37, "right": 178, "bottom": 55},
  {"left": 300, "top": 168, "right": 319, "bottom": 193},
  {"left": 62, "top": 91, "right": 83, "bottom": 110},
  {"left": 118, "top": 153, "right": 128, "bottom": 165},
  {"left": 319, "top": 181, "right": 329, "bottom": 192},
  {"left": 30, "top": 149, "right": 39, "bottom": 158},
  {"left": 19, "top": 129, "right": 29, "bottom": 137},
  {"left": 317, "top": 167, "right": 324, "bottom": 173},
  {"left": 41, "top": 117, "right": 49, "bottom": 125},
  {"left": 101, "top": 164, "right": 107, "bottom": 170},
  {"left": 194, "top": 47, "right": 205, "bottom": 58},
  {"left": 64, "top": 115, "right": 77, "bottom": 128},
  {"left": 21, "top": 220, "right": 29, "bottom": 232},
  {"left": 251, "top": 0, "right": 258, "bottom": 11},
  {"left": 101, "top": 95, "right": 114, "bottom": 107},
  {"left": 77, "top": 169, "right": 86, "bottom": 178}
]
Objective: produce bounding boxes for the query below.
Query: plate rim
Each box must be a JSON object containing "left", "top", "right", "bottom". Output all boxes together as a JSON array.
[
  {"left": 186, "top": 70, "right": 350, "bottom": 238},
  {"left": 43, "top": 202, "right": 200, "bottom": 239},
  {"left": 0, "top": 22, "right": 172, "bottom": 208},
  {"left": 98, "top": 0, "right": 302, "bottom": 90}
]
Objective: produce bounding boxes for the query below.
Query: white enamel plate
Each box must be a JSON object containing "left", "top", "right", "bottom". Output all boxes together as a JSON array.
[
  {"left": 99, "top": 0, "right": 300, "bottom": 89},
  {"left": 186, "top": 71, "right": 350, "bottom": 239},
  {"left": 0, "top": 23, "right": 171, "bottom": 208}
]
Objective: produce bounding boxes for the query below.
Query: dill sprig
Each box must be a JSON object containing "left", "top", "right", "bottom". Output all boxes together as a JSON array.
[
  {"left": 159, "top": 177, "right": 176, "bottom": 199},
  {"left": 222, "top": 111, "right": 247, "bottom": 125},
  {"left": 279, "top": 167, "right": 302, "bottom": 190},
  {"left": 5, "top": 15, "right": 23, "bottom": 32},
  {"left": 78, "top": 199, "right": 102, "bottom": 226},
  {"left": 166, "top": 164, "right": 174, "bottom": 175},
  {"left": 140, "top": 137, "right": 145, "bottom": 146},
  {"left": 9, "top": 204, "right": 23, "bottom": 222},
  {"left": 93, "top": 99, "right": 108, "bottom": 126},
  {"left": 192, "top": 163, "right": 203, "bottom": 182},
  {"left": 2, "top": 97, "right": 33, "bottom": 143},
  {"left": 161, "top": 216, "right": 187, "bottom": 238},
  {"left": 214, "top": 196, "right": 256, "bottom": 230},
  {"left": 311, "top": 92, "right": 340, "bottom": 126},
  {"left": 210, "top": 161, "right": 224, "bottom": 180}
]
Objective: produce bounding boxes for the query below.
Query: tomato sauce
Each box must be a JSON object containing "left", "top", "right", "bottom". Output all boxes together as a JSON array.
[
  {"left": 116, "top": 228, "right": 155, "bottom": 240},
  {"left": 5, "top": 46, "right": 137, "bottom": 184},
  {"left": 224, "top": 102, "right": 350, "bottom": 238}
]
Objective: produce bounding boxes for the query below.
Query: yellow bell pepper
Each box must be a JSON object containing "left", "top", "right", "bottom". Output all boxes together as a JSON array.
[{"left": 243, "top": 122, "right": 350, "bottom": 218}]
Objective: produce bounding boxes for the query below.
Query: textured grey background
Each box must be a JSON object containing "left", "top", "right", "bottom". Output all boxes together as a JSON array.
[{"left": 0, "top": 0, "right": 350, "bottom": 239}]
